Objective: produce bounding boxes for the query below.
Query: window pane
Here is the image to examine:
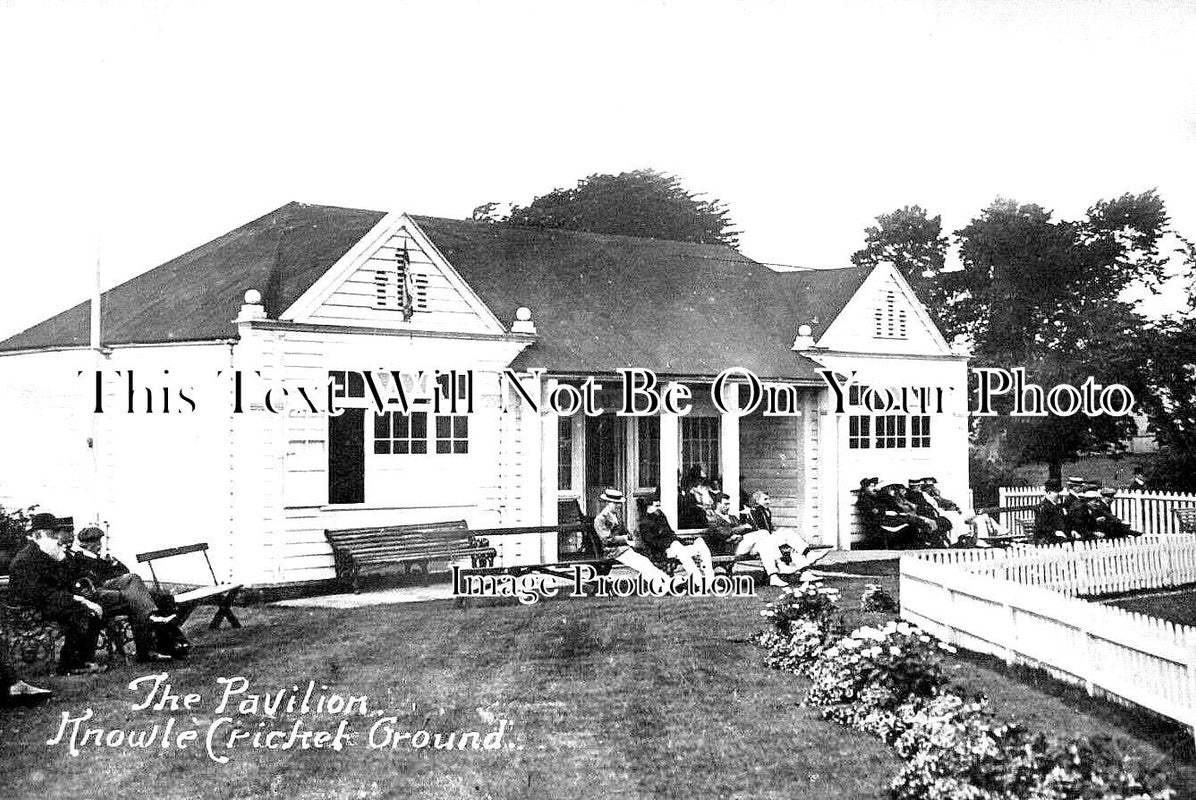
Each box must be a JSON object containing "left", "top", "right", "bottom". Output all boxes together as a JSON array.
[
  {"left": 558, "top": 417, "right": 573, "bottom": 490},
  {"left": 412, "top": 413, "right": 427, "bottom": 437},
  {"left": 436, "top": 441, "right": 451, "bottom": 454},
  {"left": 394, "top": 414, "right": 409, "bottom": 437},
  {"left": 374, "top": 414, "right": 390, "bottom": 438},
  {"left": 453, "top": 441, "right": 467, "bottom": 454},
  {"left": 374, "top": 441, "right": 390, "bottom": 454},
  {"left": 348, "top": 372, "right": 364, "bottom": 398},
  {"left": 395, "top": 441, "right": 409, "bottom": 455},
  {"left": 454, "top": 416, "right": 468, "bottom": 436},
  {"left": 436, "top": 416, "right": 451, "bottom": 437},
  {"left": 413, "top": 441, "right": 427, "bottom": 454}
]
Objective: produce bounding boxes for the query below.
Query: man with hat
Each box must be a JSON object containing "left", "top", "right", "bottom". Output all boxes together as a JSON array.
[
  {"left": 8, "top": 513, "right": 105, "bottom": 675},
  {"left": 856, "top": 477, "right": 915, "bottom": 548},
  {"left": 1089, "top": 488, "right": 1141, "bottom": 539},
  {"left": 72, "top": 525, "right": 176, "bottom": 663},
  {"left": 1032, "top": 479, "right": 1074, "bottom": 544},
  {"left": 1063, "top": 477, "right": 1087, "bottom": 515},
  {"left": 592, "top": 488, "right": 670, "bottom": 583}
]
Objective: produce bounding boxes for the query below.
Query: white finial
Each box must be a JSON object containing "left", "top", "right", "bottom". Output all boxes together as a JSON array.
[
  {"left": 236, "top": 288, "right": 266, "bottom": 323},
  {"left": 791, "top": 323, "right": 816, "bottom": 351},
  {"left": 512, "top": 307, "right": 536, "bottom": 334}
]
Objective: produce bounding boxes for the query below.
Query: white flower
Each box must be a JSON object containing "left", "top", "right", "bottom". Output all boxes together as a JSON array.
[
  {"left": 895, "top": 622, "right": 912, "bottom": 635},
  {"left": 937, "top": 642, "right": 958, "bottom": 654},
  {"left": 841, "top": 638, "right": 862, "bottom": 649},
  {"left": 890, "top": 646, "right": 902, "bottom": 656}
]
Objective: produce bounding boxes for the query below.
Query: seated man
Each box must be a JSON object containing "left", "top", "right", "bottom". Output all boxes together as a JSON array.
[
  {"left": 856, "top": 478, "right": 925, "bottom": 548},
  {"left": 1032, "top": 478, "right": 1075, "bottom": 544},
  {"left": 905, "top": 478, "right": 953, "bottom": 544},
  {"left": 707, "top": 492, "right": 791, "bottom": 587},
  {"left": 636, "top": 496, "right": 714, "bottom": 583},
  {"left": 592, "top": 488, "right": 670, "bottom": 584},
  {"left": 881, "top": 484, "right": 942, "bottom": 546},
  {"left": 8, "top": 513, "right": 105, "bottom": 676},
  {"left": 1091, "top": 488, "right": 1141, "bottom": 539},
  {"left": 71, "top": 526, "right": 177, "bottom": 663},
  {"left": 742, "top": 490, "right": 827, "bottom": 575},
  {"left": 918, "top": 476, "right": 1008, "bottom": 546}
]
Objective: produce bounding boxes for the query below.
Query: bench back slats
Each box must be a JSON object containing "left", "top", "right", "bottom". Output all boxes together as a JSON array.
[{"left": 136, "top": 543, "right": 210, "bottom": 563}]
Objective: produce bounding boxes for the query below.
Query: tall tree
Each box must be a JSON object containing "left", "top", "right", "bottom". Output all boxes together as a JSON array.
[
  {"left": 481, "top": 169, "right": 739, "bottom": 246},
  {"left": 851, "top": 205, "right": 949, "bottom": 305},
  {"left": 944, "top": 192, "right": 1171, "bottom": 480},
  {"left": 1136, "top": 239, "right": 1196, "bottom": 491}
]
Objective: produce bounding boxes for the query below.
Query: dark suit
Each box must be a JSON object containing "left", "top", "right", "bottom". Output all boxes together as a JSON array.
[
  {"left": 8, "top": 543, "right": 101, "bottom": 672},
  {"left": 1033, "top": 498, "right": 1071, "bottom": 543},
  {"left": 636, "top": 512, "right": 679, "bottom": 561}
]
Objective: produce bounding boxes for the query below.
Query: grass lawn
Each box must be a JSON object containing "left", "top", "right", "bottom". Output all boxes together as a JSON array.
[
  {"left": 2, "top": 570, "right": 1193, "bottom": 800},
  {"left": 1106, "top": 586, "right": 1196, "bottom": 628}
]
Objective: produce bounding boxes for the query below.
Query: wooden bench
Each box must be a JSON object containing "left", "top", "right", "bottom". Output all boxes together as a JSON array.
[
  {"left": 136, "top": 543, "right": 243, "bottom": 630},
  {"left": 324, "top": 520, "right": 497, "bottom": 593}
]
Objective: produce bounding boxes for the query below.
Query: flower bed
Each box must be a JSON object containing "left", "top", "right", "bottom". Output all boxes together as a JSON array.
[{"left": 755, "top": 579, "right": 1176, "bottom": 799}]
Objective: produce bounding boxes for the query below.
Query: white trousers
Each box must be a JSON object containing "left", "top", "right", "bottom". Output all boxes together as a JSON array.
[
  {"left": 666, "top": 538, "right": 714, "bottom": 582},
  {"left": 615, "top": 549, "right": 671, "bottom": 583}
]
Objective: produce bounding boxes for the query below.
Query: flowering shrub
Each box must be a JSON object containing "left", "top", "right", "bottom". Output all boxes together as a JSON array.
[
  {"left": 756, "top": 620, "right": 830, "bottom": 677},
  {"left": 753, "top": 589, "right": 1176, "bottom": 799},
  {"left": 891, "top": 694, "right": 1175, "bottom": 800},
  {"left": 806, "top": 621, "right": 953, "bottom": 732},
  {"left": 860, "top": 583, "right": 899, "bottom": 613},
  {"left": 758, "top": 580, "right": 840, "bottom": 636}
]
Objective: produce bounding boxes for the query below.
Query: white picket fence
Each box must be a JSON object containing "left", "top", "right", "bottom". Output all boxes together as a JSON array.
[
  {"left": 998, "top": 486, "right": 1196, "bottom": 535},
  {"left": 902, "top": 536, "right": 1196, "bottom": 735},
  {"left": 918, "top": 535, "right": 1196, "bottom": 596},
  {"left": 901, "top": 555, "right": 1196, "bottom": 734}
]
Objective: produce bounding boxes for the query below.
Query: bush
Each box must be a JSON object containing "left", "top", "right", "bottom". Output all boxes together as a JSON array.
[
  {"left": 861, "top": 583, "right": 899, "bottom": 613},
  {"left": 0, "top": 503, "right": 36, "bottom": 572},
  {"left": 806, "top": 621, "right": 953, "bottom": 721},
  {"left": 758, "top": 579, "right": 840, "bottom": 636}
]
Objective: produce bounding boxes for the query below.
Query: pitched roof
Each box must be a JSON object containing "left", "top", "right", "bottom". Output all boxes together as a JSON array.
[
  {"left": 0, "top": 203, "right": 874, "bottom": 382},
  {"left": 412, "top": 216, "right": 870, "bottom": 381},
  {"left": 0, "top": 202, "right": 386, "bottom": 351}
]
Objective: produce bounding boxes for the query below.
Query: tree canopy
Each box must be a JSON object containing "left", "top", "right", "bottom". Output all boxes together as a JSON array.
[
  {"left": 473, "top": 169, "right": 739, "bottom": 247},
  {"left": 858, "top": 191, "right": 1176, "bottom": 481}
]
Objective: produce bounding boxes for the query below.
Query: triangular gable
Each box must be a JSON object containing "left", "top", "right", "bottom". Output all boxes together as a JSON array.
[
  {"left": 815, "top": 263, "right": 952, "bottom": 356},
  {"left": 281, "top": 213, "right": 507, "bottom": 335}
]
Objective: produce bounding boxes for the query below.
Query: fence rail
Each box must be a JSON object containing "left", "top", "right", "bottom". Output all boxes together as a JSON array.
[
  {"left": 998, "top": 487, "right": 1196, "bottom": 536},
  {"left": 901, "top": 556, "right": 1196, "bottom": 733},
  {"left": 918, "top": 535, "right": 1196, "bottom": 596}
]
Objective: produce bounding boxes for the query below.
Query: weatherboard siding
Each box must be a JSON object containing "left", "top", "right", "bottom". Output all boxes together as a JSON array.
[
  {"left": 250, "top": 326, "right": 530, "bottom": 583},
  {"left": 308, "top": 229, "right": 492, "bottom": 334}
]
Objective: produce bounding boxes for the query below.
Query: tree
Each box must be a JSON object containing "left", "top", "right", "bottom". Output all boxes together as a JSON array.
[
  {"left": 1136, "top": 239, "right": 1196, "bottom": 491},
  {"left": 851, "top": 205, "right": 949, "bottom": 305},
  {"left": 942, "top": 192, "right": 1172, "bottom": 480},
  {"left": 481, "top": 169, "right": 739, "bottom": 246}
]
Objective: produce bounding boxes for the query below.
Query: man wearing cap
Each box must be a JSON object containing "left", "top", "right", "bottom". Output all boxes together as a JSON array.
[
  {"left": 1062, "top": 477, "right": 1087, "bottom": 515},
  {"left": 856, "top": 478, "right": 910, "bottom": 548},
  {"left": 593, "top": 488, "right": 670, "bottom": 583},
  {"left": 8, "top": 513, "right": 105, "bottom": 675},
  {"left": 1090, "top": 488, "right": 1141, "bottom": 539},
  {"left": 1032, "top": 479, "right": 1073, "bottom": 544},
  {"left": 72, "top": 526, "right": 175, "bottom": 663}
]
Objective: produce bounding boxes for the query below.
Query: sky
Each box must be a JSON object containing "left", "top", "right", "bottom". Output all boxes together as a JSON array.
[{"left": 1, "top": 0, "right": 1194, "bottom": 339}]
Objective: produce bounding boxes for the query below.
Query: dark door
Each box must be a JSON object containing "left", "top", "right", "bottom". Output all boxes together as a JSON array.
[
  {"left": 328, "top": 408, "right": 365, "bottom": 504},
  {"left": 585, "top": 415, "right": 627, "bottom": 518}
]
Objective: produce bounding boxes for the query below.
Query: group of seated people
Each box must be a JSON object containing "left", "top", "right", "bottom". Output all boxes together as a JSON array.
[
  {"left": 4, "top": 512, "right": 188, "bottom": 680},
  {"left": 593, "top": 468, "right": 826, "bottom": 588},
  {"left": 855, "top": 476, "right": 1005, "bottom": 549},
  {"left": 1032, "top": 477, "right": 1142, "bottom": 544}
]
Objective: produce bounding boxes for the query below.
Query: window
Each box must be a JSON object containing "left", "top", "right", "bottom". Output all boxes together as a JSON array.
[
  {"left": 638, "top": 417, "right": 660, "bottom": 487},
  {"left": 374, "top": 411, "right": 428, "bottom": 454},
  {"left": 873, "top": 288, "right": 908, "bottom": 339},
  {"left": 911, "top": 415, "right": 931, "bottom": 448},
  {"left": 435, "top": 415, "right": 469, "bottom": 454},
  {"left": 329, "top": 370, "right": 365, "bottom": 400},
  {"left": 875, "top": 415, "right": 907, "bottom": 449},
  {"left": 849, "top": 415, "right": 871, "bottom": 449},
  {"left": 681, "top": 417, "right": 720, "bottom": 477},
  {"left": 558, "top": 418, "right": 573, "bottom": 491}
]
